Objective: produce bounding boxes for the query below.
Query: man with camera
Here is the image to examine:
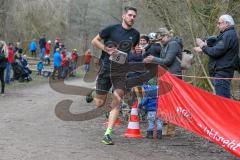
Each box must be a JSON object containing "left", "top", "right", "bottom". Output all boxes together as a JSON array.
[{"left": 194, "top": 14, "right": 239, "bottom": 98}]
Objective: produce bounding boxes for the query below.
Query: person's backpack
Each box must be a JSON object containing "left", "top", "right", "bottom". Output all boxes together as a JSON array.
[
  {"left": 174, "top": 37, "right": 194, "bottom": 70},
  {"left": 176, "top": 49, "right": 193, "bottom": 70}
]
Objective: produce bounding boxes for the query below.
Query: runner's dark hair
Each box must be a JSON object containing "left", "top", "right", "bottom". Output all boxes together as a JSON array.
[{"left": 124, "top": 6, "right": 137, "bottom": 13}]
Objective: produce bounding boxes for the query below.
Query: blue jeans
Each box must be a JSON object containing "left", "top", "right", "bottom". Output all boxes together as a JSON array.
[
  {"left": 147, "top": 111, "right": 162, "bottom": 131},
  {"left": 213, "top": 79, "right": 231, "bottom": 98},
  {"left": 71, "top": 62, "right": 77, "bottom": 75},
  {"left": 84, "top": 64, "right": 90, "bottom": 72},
  {"left": 39, "top": 48, "right": 46, "bottom": 60},
  {"left": 5, "top": 62, "right": 12, "bottom": 84},
  {"left": 37, "top": 69, "right": 42, "bottom": 75},
  {"left": 61, "top": 66, "right": 69, "bottom": 78}
]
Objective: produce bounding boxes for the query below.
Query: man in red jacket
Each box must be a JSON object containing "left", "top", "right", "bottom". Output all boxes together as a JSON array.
[
  {"left": 84, "top": 49, "right": 92, "bottom": 73},
  {"left": 70, "top": 49, "right": 78, "bottom": 76},
  {"left": 45, "top": 40, "right": 51, "bottom": 65},
  {"left": 60, "top": 50, "right": 69, "bottom": 78}
]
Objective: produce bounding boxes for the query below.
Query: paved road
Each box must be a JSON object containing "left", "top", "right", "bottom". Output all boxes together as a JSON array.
[{"left": 0, "top": 79, "right": 238, "bottom": 160}]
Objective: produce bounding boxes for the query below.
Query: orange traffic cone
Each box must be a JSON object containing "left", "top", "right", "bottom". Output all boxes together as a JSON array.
[{"left": 124, "top": 102, "right": 143, "bottom": 138}]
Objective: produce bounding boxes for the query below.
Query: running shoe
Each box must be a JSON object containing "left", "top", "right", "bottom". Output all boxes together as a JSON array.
[{"left": 102, "top": 134, "right": 114, "bottom": 145}]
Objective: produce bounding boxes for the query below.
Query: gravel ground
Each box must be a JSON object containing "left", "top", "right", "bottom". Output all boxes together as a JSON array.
[{"left": 0, "top": 78, "right": 239, "bottom": 160}]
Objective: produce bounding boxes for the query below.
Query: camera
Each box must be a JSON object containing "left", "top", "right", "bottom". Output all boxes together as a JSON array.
[{"left": 203, "top": 36, "right": 217, "bottom": 47}]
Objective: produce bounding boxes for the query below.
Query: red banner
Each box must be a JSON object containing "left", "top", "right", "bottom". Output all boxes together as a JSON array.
[{"left": 157, "top": 67, "right": 240, "bottom": 157}]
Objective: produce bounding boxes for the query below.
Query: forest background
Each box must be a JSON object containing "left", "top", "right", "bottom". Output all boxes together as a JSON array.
[{"left": 0, "top": 0, "right": 239, "bottom": 97}]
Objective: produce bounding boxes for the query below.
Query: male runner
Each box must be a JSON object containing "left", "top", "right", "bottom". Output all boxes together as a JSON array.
[{"left": 91, "top": 6, "right": 140, "bottom": 145}]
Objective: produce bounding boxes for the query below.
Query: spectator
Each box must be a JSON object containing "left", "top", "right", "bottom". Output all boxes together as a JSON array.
[
  {"left": 0, "top": 41, "right": 8, "bottom": 95},
  {"left": 59, "top": 43, "right": 64, "bottom": 52},
  {"left": 21, "top": 55, "right": 30, "bottom": 70},
  {"left": 143, "top": 28, "right": 183, "bottom": 136},
  {"left": 52, "top": 48, "right": 62, "bottom": 80},
  {"left": 144, "top": 28, "right": 182, "bottom": 77},
  {"left": 127, "top": 35, "right": 150, "bottom": 79},
  {"left": 37, "top": 60, "right": 44, "bottom": 75},
  {"left": 29, "top": 39, "right": 37, "bottom": 57},
  {"left": 194, "top": 14, "right": 239, "bottom": 98},
  {"left": 39, "top": 33, "right": 46, "bottom": 60},
  {"left": 60, "top": 50, "right": 69, "bottom": 78},
  {"left": 45, "top": 40, "right": 51, "bottom": 65},
  {"left": 138, "top": 84, "right": 162, "bottom": 139},
  {"left": 84, "top": 49, "right": 92, "bottom": 73},
  {"left": 5, "top": 43, "right": 14, "bottom": 84},
  {"left": 14, "top": 42, "right": 21, "bottom": 54},
  {"left": 21, "top": 55, "right": 32, "bottom": 81},
  {"left": 70, "top": 49, "right": 78, "bottom": 76},
  {"left": 14, "top": 48, "right": 23, "bottom": 60},
  {"left": 53, "top": 37, "right": 60, "bottom": 53}
]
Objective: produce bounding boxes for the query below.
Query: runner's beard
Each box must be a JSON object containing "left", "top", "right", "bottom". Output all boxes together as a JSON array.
[{"left": 124, "top": 19, "right": 134, "bottom": 28}]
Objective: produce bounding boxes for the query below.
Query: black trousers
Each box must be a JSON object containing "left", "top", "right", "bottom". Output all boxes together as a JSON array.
[{"left": 0, "top": 68, "right": 5, "bottom": 93}]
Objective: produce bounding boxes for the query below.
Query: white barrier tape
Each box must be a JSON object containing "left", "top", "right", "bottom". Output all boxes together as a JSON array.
[{"left": 170, "top": 74, "right": 240, "bottom": 80}]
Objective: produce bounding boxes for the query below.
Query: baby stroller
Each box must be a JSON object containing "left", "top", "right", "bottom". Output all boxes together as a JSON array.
[{"left": 12, "top": 59, "right": 32, "bottom": 82}]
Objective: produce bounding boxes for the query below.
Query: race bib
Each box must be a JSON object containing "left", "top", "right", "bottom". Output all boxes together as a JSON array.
[{"left": 109, "top": 50, "right": 127, "bottom": 64}]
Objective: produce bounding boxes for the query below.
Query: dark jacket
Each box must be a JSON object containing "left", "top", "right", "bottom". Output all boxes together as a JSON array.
[
  {"left": 39, "top": 38, "right": 46, "bottom": 49},
  {"left": 143, "top": 43, "right": 161, "bottom": 74},
  {"left": 128, "top": 43, "right": 162, "bottom": 62},
  {"left": 152, "top": 39, "right": 182, "bottom": 76},
  {"left": 128, "top": 51, "right": 143, "bottom": 63},
  {"left": 202, "top": 27, "right": 239, "bottom": 78},
  {"left": 143, "top": 43, "right": 161, "bottom": 58},
  {"left": 0, "top": 50, "right": 7, "bottom": 69}
]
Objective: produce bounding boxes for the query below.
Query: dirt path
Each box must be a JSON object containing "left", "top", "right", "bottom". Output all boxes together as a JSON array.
[{"left": 0, "top": 79, "right": 238, "bottom": 160}]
